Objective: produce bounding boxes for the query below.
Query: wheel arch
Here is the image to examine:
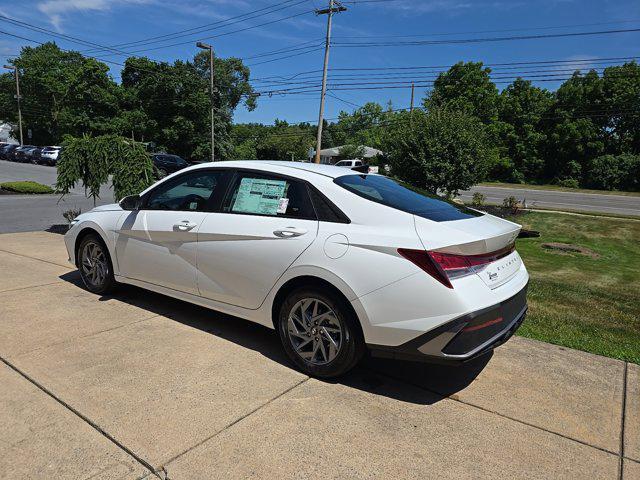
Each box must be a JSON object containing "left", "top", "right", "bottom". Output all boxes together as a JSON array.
[
  {"left": 73, "top": 226, "right": 108, "bottom": 267},
  {"left": 270, "top": 275, "right": 365, "bottom": 343}
]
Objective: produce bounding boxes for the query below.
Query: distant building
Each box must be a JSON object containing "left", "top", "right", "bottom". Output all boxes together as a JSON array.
[
  {"left": 310, "top": 145, "right": 383, "bottom": 164},
  {"left": 0, "top": 123, "right": 18, "bottom": 144}
]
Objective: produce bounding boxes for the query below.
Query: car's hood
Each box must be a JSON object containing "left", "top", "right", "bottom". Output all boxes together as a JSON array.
[{"left": 90, "top": 203, "right": 122, "bottom": 212}]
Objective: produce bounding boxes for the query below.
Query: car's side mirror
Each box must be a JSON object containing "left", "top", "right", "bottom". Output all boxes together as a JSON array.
[{"left": 119, "top": 194, "right": 141, "bottom": 211}]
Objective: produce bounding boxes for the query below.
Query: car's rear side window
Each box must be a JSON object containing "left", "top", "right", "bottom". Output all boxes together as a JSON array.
[
  {"left": 222, "top": 172, "right": 316, "bottom": 220},
  {"left": 334, "top": 175, "right": 483, "bottom": 222}
]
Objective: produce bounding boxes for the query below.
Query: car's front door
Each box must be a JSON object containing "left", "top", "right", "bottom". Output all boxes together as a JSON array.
[
  {"left": 114, "top": 169, "right": 229, "bottom": 295},
  {"left": 196, "top": 170, "right": 318, "bottom": 309}
]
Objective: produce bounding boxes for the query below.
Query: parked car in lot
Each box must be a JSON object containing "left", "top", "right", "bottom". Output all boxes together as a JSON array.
[
  {"left": 38, "top": 146, "right": 62, "bottom": 166},
  {"left": 12, "top": 145, "right": 38, "bottom": 162},
  {"left": 0, "top": 143, "right": 19, "bottom": 160},
  {"left": 334, "top": 159, "right": 364, "bottom": 168},
  {"left": 27, "top": 147, "right": 43, "bottom": 164},
  {"left": 151, "top": 153, "right": 188, "bottom": 178},
  {"left": 65, "top": 161, "right": 528, "bottom": 377},
  {"left": 334, "top": 159, "right": 370, "bottom": 173}
]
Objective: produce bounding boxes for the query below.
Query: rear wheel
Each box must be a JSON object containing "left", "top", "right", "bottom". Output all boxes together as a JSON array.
[
  {"left": 77, "top": 234, "right": 115, "bottom": 295},
  {"left": 277, "top": 288, "right": 364, "bottom": 378}
]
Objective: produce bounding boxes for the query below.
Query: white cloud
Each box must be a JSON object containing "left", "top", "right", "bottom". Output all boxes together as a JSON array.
[{"left": 37, "top": 0, "right": 152, "bottom": 31}]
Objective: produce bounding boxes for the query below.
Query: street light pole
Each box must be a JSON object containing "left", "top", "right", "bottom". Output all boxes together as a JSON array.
[
  {"left": 4, "top": 65, "right": 23, "bottom": 145},
  {"left": 313, "top": 0, "right": 346, "bottom": 164},
  {"left": 196, "top": 42, "right": 215, "bottom": 162}
]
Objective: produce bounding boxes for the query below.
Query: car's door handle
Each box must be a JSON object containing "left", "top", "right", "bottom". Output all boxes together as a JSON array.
[
  {"left": 273, "top": 227, "right": 307, "bottom": 238},
  {"left": 174, "top": 220, "right": 197, "bottom": 231}
]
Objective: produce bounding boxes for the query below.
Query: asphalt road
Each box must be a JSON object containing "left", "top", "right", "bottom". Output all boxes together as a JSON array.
[
  {"left": 0, "top": 160, "right": 114, "bottom": 233},
  {"left": 1, "top": 160, "right": 638, "bottom": 234},
  {"left": 461, "top": 185, "right": 640, "bottom": 217}
]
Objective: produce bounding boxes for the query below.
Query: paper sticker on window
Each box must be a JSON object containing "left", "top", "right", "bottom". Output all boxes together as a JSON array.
[
  {"left": 232, "top": 177, "right": 288, "bottom": 215},
  {"left": 277, "top": 197, "right": 289, "bottom": 214}
]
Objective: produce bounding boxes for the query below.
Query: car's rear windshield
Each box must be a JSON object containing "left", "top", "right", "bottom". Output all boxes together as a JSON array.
[{"left": 334, "top": 174, "right": 483, "bottom": 222}]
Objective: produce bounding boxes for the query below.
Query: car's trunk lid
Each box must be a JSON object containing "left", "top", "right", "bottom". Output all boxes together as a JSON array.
[{"left": 413, "top": 213, "right": 522, "bottom": 288}]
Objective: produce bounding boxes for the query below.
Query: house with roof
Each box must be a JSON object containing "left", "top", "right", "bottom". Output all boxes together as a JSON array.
[{"left": 310, "top": 145, "right": 383, "bottom": 164}]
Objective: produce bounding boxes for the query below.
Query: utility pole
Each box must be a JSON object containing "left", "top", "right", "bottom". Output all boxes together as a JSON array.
[
  {"left": 313, "top": 0, "right": 346, "bottom": 164},
  {"left": 4, "top": 65, "right": 23, "bottom": 145},
  {"left": 196, "top": 42, "right": 215, "bottom": 162},
  {"left": 410, "top": 82, "right": 415, "bottom": 113}
]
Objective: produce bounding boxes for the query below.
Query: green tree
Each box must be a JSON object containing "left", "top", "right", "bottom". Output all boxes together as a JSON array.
[
  {"left": 337, "top": 144, "right": 366, "bottom": 160},
  {"left": 601, "top": 62, "right": 640, "bottom": 154},
  {"left": 384, "top": 109, "right": 490, "bottom": 196},
  {"left": 497, "top": 78, "right": 554, "bottom": 181},
  {"left": 0, "top": 43, "right": 120, "bottom": 145},
  {"left": 424, "top": 62, "right": 499, "bottom": 123},
  {"left": 542, "top": 70, "right": 606, "bottom": 182},
  {"left": 119, "top": 53, "right": 256, "bottom": 161},
  {"left": 56, "top": 135, "right": 154, "bottom": 203},
  {"left": 331, "top": 102, "right": 390, "bottom": 148},
  {"left": 254, "top": 120, "right": 314, "bottom": 160}
]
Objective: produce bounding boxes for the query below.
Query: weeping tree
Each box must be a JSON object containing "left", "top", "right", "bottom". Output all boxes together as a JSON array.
[{"left": 56, "top": 134, "right": 154, "bottom": 204}]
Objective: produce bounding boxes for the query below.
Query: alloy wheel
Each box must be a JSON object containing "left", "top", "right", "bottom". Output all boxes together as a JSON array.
[
  {"left": 80, "top": 241, "right": 108, "bottom": 288},
  {"left": 287, "top": 298, "right": 343, "bottom": 365}
]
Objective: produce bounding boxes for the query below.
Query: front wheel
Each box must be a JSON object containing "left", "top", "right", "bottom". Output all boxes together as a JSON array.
[
  {"left": 77, "top": 234, "right": 116, "bottom": 295},
  {"left": 277, "top": 288, "right": 364, "bottom": 378}
]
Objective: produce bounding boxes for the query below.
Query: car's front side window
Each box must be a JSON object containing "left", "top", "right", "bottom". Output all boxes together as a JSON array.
[
  {"left": 145, "top": 171, "right": 224, "bottom": 212},
  {"left": 222, "top": 172, "right": 315, "bottom": 219}
]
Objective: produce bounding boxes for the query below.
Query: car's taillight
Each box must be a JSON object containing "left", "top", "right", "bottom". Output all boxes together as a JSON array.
[{"left": 398, "top": 244, "right": 515, "bottom": 289}]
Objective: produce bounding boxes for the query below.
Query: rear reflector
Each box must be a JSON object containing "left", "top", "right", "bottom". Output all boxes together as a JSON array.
[{"left": 398, "top": 244, "right": 515, "bottom": 289}]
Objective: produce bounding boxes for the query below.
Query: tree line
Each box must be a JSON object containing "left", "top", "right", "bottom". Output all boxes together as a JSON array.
[
  {"left": 1, "top": 43, "right": 638, "bottom": 193},
  {"left": 0, "top": 42, "right": 257, "bottom": 162},
  {"left": 231, "top": 61, "right": 640, "bottom": 193}
]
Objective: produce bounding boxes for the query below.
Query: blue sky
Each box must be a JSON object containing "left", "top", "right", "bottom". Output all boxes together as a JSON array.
[{"left": 0, "top": 0, "right": 638, "bottom": 124}]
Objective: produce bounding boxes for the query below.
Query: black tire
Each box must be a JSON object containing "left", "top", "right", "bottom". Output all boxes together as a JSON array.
[
  {"left": 277, "top": 287, "right": 364, "bottom": 378},
  {"left": 77, "top": 233, "right": 116, "bottom": 295}
]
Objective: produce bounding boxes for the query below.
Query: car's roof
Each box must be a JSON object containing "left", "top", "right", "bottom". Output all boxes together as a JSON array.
[{"left": 188, "top": 160, "right": 359, "bottom": 179}]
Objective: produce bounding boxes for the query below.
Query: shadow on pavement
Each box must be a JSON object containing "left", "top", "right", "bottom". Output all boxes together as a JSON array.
[{"left": 59, "top": 270, "right": 491, "bottom": 406}]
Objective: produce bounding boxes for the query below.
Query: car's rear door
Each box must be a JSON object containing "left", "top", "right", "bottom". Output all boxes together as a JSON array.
[
  {"left": 196, "top": 169, "right": 318, "bottom": 309},
  {"left": 114, "top": 169, "right": 230, "bottom": 295}
]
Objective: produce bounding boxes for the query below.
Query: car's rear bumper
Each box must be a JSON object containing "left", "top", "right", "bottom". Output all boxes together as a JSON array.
[{"left": 367, "top": 283, "right": 528, "bottom": 365}]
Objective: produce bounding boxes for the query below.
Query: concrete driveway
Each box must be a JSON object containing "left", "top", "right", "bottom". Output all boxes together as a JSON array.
[{"left": 0, "top": 231, "right": 637, "bottom": 480}]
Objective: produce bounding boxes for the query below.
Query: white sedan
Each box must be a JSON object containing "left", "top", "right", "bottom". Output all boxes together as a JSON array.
[{"left": 65, "top": 161, "right": 529, "bottom": 377}]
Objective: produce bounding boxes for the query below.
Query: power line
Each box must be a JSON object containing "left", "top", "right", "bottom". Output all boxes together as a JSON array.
[
  {"left": 332, "top": 19, "right": 640, "bottom": 39},
  {"left": 332, "top": 28, "right": 640, "bottom": 47},
  {"left": 0, "top": 14, "right": 148, "bottom": 59},
  {"left": 249, "top": 56, "right": 640, "bottom": 81},
  {"left": 95, "top": 10, "right": 316, "bottom": 56},
  {"left": 82, "top": 0, "right": 309, "bottom": 53},
  {"left": 251, "top": 58, "right": 640, "bottom": 83},
  {"left": 251, "top": 64, "right": 637, "bottom": 89}
]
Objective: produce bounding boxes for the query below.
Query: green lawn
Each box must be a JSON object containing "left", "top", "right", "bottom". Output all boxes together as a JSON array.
[
  {"left": 481, "top": 181, "right": 640, "bottom": 197},
  {"left": 0, "top": 181, "right": 54, "bottom": 194},
  {"left": 509, "top": 211, "right": 640, "bottom": 364}
]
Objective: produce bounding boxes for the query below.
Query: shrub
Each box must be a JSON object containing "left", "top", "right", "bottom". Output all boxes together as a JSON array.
[
  {"left": 502, "top": 195, "right": 521, "bottom": 214},
  {"left": 0, "top": 181, "right": 54, "bottom": 194},
  {"left": 556, "top": 178, "right": 579, "bottom": 189},
  {"left": 585, "top": 154, "right": 640, "bottom": 191},
  {"left": 384, "top": 108, "right": 490, "bottom": 196},
  {"left": 63, "top": 208, "right": 81, "bottom": 224},
  {"left": 471, "top": 192, "right": 486, "bottom": 207}
]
